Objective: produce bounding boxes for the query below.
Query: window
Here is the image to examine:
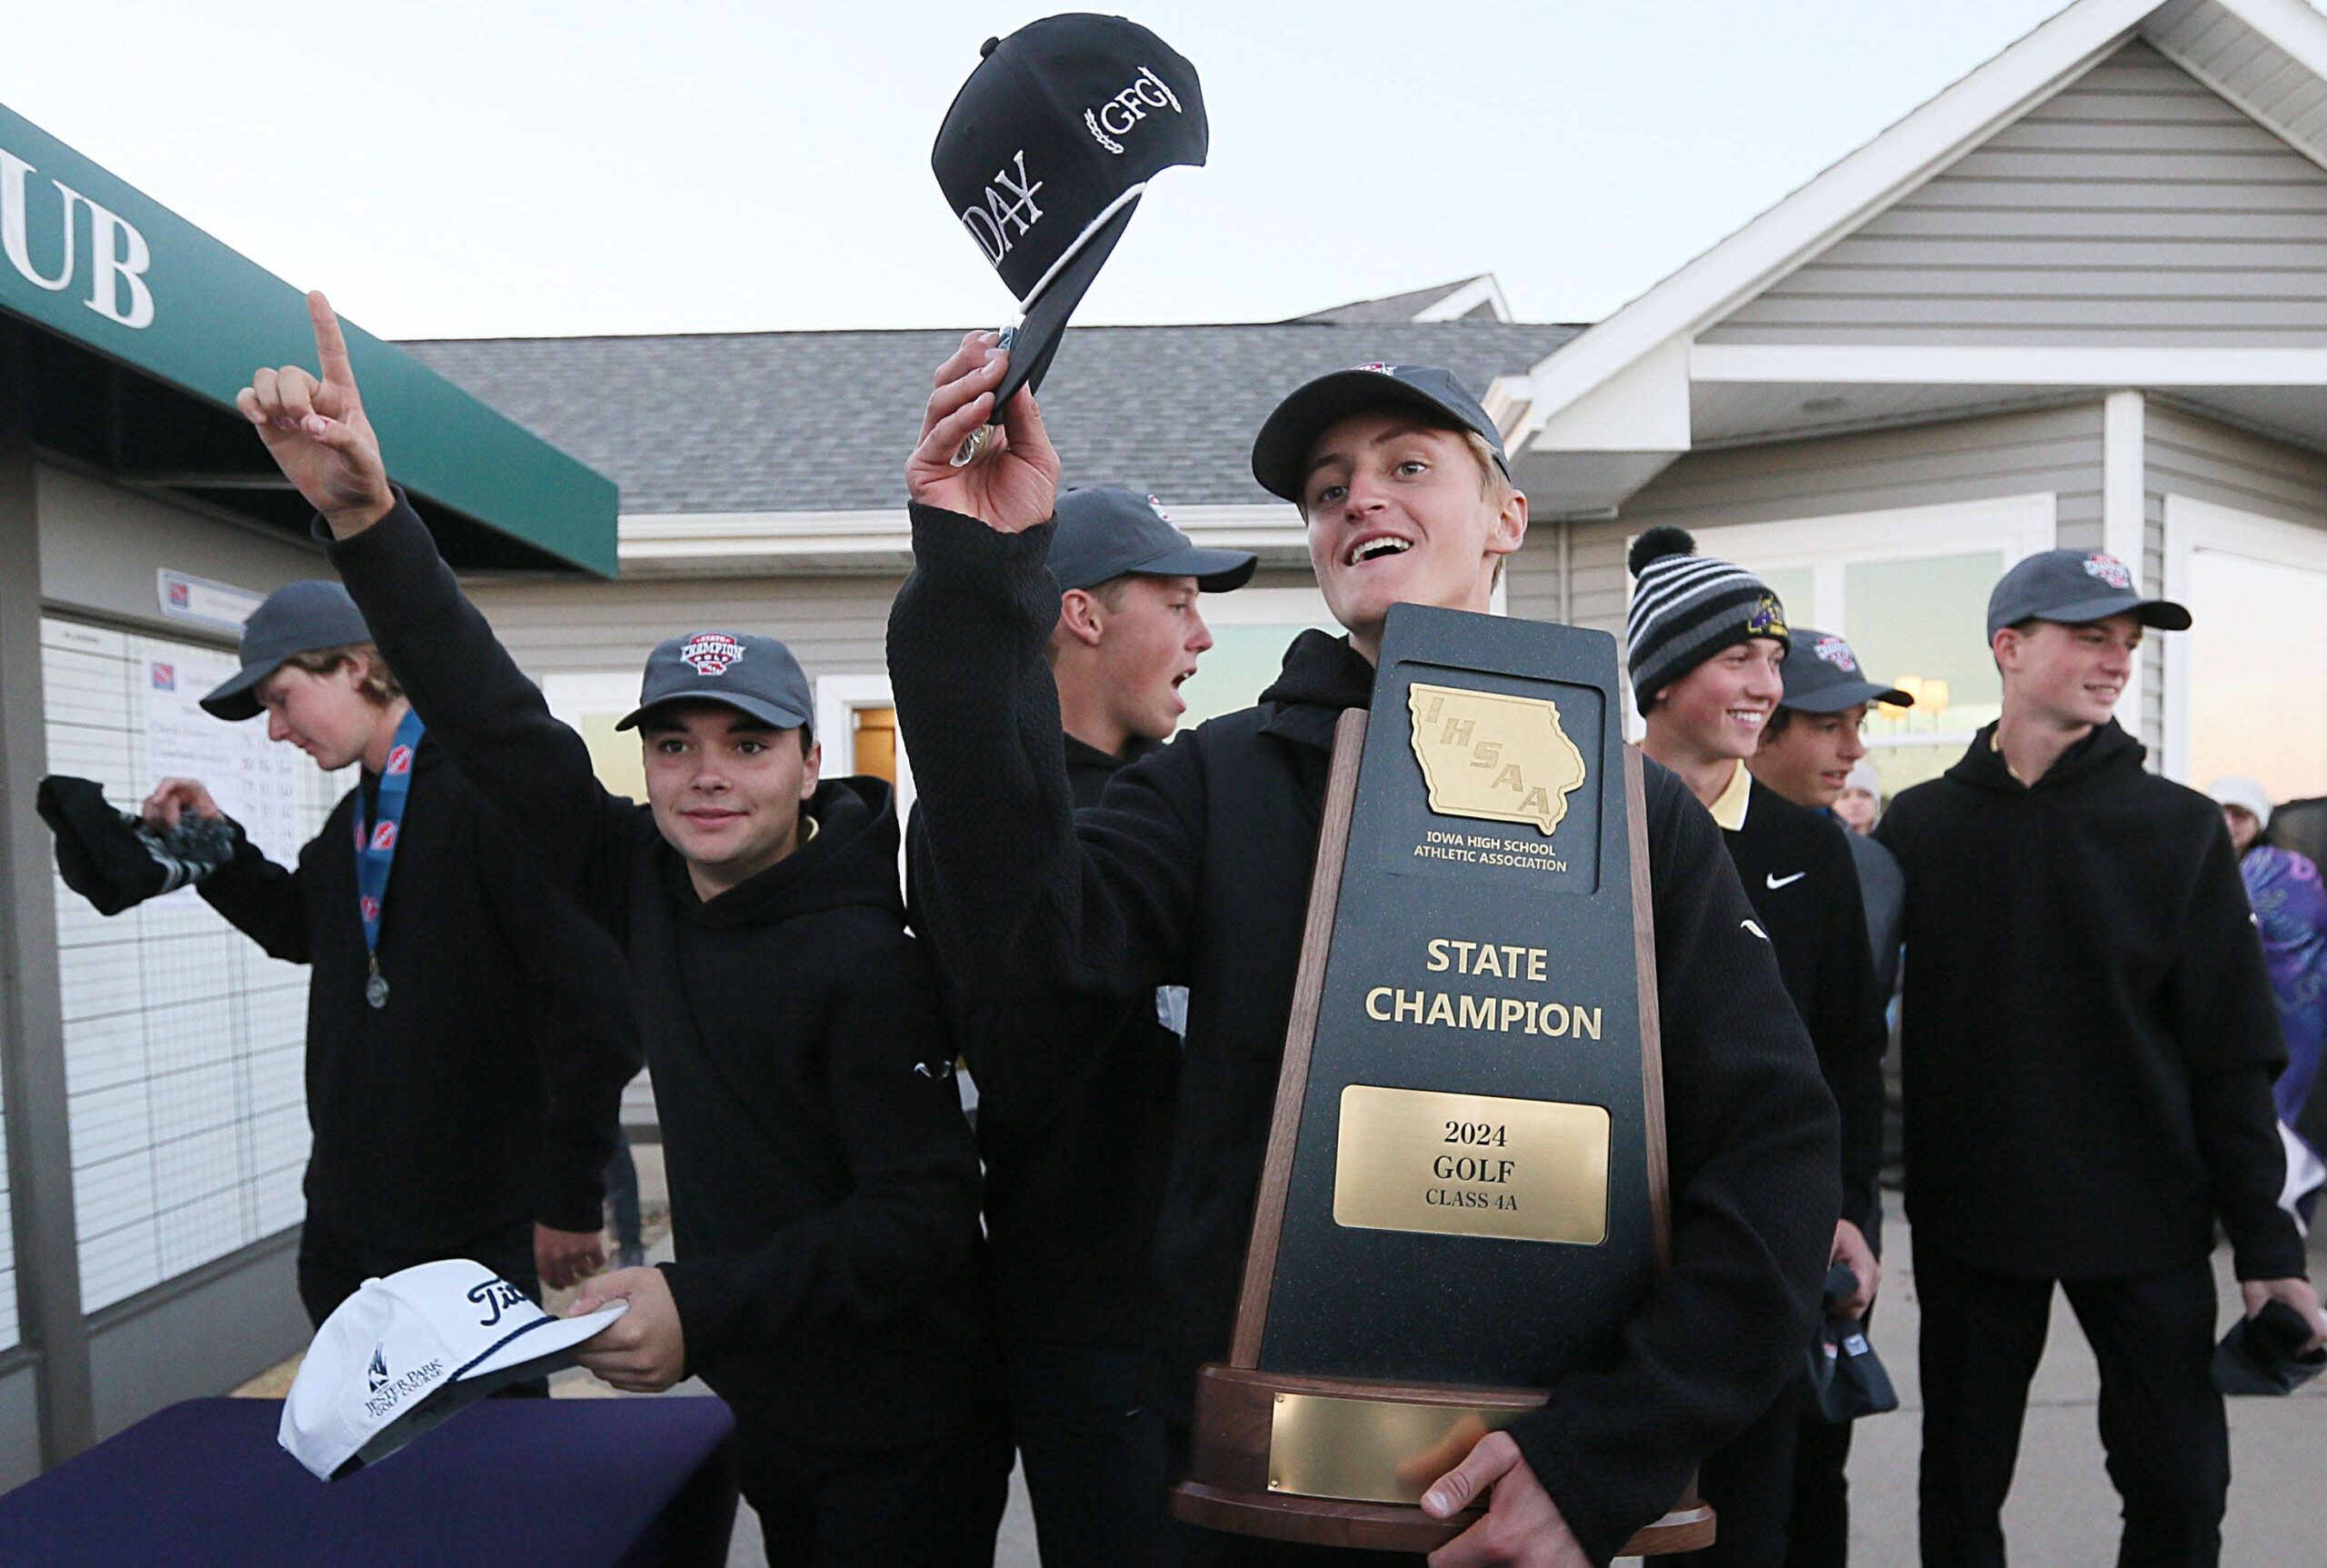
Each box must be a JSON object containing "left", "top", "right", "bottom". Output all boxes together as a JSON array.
[
  {"left": 1177, "top": 587, "right": 1342, "bottom": 732},
  {"left": 1652, "top": 494, "right": 2055, "bottom": 797},
  {"left": 2164, "top": 498, "right": 2327, "bottom": 802}
]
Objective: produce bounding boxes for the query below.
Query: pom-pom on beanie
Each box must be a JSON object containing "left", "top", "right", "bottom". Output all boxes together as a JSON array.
[{"left": 1625, "top": 526, "right": 1789, "bottom": 716}]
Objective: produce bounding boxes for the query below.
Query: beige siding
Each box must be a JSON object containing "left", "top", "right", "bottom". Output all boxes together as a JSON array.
[
  {"left": 36, "top": 465, "right": 325, "bottom": 637},
  {"left": 464, "top": 564, "right": 1324, "bottom": 684},
  {"left": 1547, "top": 405, "right": 2108, "bottom": 640},
  {"left": 2145, "top": 401, "right": 2327, "bottom": 524},
  {"left": 464, "top": 574, "right": 906, "bottom": 682},
  {"left": 1702, "top": 40, "right": 2327, "bottom": 348}
]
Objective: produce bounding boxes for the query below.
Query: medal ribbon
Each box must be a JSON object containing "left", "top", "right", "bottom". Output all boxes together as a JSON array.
[{"left": 352, "top": 709, "right": 424, "bottom": 969}]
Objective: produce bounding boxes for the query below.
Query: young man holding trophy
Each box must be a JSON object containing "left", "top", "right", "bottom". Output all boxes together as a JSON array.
[{"left": 891, "top": 334, "right": 1841, "bottom": 1566}]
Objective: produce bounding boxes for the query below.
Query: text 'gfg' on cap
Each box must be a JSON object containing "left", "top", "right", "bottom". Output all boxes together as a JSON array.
[{"left": 933, "top": 14, "right": 1207, "bottom": 406}]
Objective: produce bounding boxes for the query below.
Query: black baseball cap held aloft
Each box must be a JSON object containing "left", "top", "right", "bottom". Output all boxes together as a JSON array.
[
  {"left": 934, "top": 15, "right": 1207, "bottom": 407},
  {"left": 1984, "top": 548, "right": 2192, "bottom": 640},
  {"left": 200, "top": 580, "right": 377, "bottom": 721},
  {"left": 1777, "top": 627, "right": 1913, "bottom": 714},
  {"left": 1048, "top": 487, "right": 1256, "bottom": 594},
  {"left": 1251, "top": 363, "right": 1512, "bottom": 504},
  {"left": 616, "top": 632, "right": 814, "bottom": 735}
]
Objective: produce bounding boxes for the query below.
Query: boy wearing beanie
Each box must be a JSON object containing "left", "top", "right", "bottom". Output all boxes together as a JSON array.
[{"left": 1632, "top": 531, "right": 1888, "bottom": 1568}]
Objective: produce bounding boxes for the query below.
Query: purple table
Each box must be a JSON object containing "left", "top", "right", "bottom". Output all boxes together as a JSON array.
[{"left": 0, "top": 1395, "right": 736, "bottom": 1566}]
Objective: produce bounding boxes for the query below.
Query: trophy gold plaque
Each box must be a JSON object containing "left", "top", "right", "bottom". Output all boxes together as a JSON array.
[{"left": 1169, "top": 604, "right": 1713, "bottom": 1554}]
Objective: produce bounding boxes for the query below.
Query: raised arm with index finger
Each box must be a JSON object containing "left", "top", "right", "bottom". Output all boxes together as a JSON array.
[{"left": 238, "top": 292, "right": 394, "bottom": 536}]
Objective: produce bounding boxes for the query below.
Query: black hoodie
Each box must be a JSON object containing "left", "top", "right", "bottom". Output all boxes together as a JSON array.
[
  {"left": 1877, "top": 720, "right": 2304, "bottom": 1283},
  {"left": 1721, "top": 776, "right": 1889, "bottom": 1239},
  {"left": 325, "top": 499, "right": 989, "bottom": 1448},
  {"left": 892, "top": 504, "right": 1840, "bottom": 1567},
  {"left": 911, "top": 734, "right": 1181, "bottom": 1348},
  {"left": 197, "top": 734, "right": 638, "bottom": 1248}
]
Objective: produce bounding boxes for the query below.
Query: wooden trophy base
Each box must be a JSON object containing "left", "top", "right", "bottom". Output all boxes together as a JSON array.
[{"left": 1170, "top": 1364, "right": 1715, "bottom": 1555}]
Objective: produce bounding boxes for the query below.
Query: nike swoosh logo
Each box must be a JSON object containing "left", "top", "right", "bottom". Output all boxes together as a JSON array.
[
  {"left": 1742, "top": 919, "right": 1769, "bottom": 940},
  {"left": 1765, "top": 872, "right": 1806, "bottom": 890}
]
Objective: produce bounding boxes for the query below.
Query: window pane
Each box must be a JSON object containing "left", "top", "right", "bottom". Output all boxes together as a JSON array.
[
  {"left": 1759, "top": 565, "right": 1815, "bottom": 626},
  {"left": 578, "top": 712, "right": 649, "bottom": 803},
  {"left": 1179, "top": 622, "right": 1335, "bottom": 732},
  {"left": 1846, "top": 551, "right": 2003, "bottom": 740},
  {"left": 2187, "top": 549, "right": 2327, "bottom": 801},
  {"left": 1841, "top": 552, "right": 2004, "bottom": 803}
]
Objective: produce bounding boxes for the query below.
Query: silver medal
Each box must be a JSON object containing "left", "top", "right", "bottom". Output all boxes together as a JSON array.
[{"left": 365, "top": 971, "right": 389, "bottom": 1010}]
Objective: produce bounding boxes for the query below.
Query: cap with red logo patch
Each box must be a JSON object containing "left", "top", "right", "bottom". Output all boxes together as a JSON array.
[
  {"left": 1777, "top": 628, "right": 1913, "bottom": 714},
  {"left": 616, "top": 630, "right": 814, "bottom": 734},
  {"left": 1984, "top": 549, "right": 2192, "bottom": 639}
]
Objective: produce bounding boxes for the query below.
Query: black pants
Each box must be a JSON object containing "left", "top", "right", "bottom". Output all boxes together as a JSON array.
[
  {"left": 1788, "top": 1405, "right": 1854, "bottom": 1568},
  {"left": 734, "top": 1420, "right": 1009, "bottom": 1568},
  {"left": 1677, "top": 1376, "right": 1804, "bottom": 1568},
  {"left": 1917, "top": 1250, "right": 2227, "bottom": 1568},
  {"left": 1009, "top": 1341, "right": 1166, "bottom": 1567},
  {"left": 296, "top": 1213, "right": 548, "bottom": 1396}
]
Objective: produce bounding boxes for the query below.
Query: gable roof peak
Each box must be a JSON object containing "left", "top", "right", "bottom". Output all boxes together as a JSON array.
[
  {"left": 1289, "top": 274, "right": 1513, "bottom": 325},
  {"left": 1506, "top": 0, "right": 2327, "bottom": 444}
]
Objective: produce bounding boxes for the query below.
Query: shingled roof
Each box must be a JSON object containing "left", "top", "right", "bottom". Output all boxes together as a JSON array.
[{"left": 403, "top": 319, "right": 1580, "bottom": 515}]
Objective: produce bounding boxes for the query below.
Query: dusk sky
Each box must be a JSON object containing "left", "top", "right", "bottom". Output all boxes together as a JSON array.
[{"left": 6, "top": 1, "right": 2277, "bottom": 339}]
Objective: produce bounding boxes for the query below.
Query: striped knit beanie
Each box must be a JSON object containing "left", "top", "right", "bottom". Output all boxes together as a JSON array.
[{"left": 1625, "top": 526, "right": 1789, "bottom": 715}]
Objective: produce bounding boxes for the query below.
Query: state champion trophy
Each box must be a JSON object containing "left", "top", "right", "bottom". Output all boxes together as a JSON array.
[{"left": 1169, "top": 604, "right": 1714, "bottom": 1553}]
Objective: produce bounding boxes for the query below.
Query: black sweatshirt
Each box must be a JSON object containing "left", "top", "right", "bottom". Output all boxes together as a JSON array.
[
  {"left": 1722, "top": 775, "right": 1889, "bottom": 1238},
  {"left": 325, "top": 499, "right": 990, "bottom": 1448},
  {"left": 200, "top": 735, "right": 637, "bottom": 1246},
  {"left": 890, "top": 504, "right": 1840, "bottom": 1567},
  {"left": 910, "top": 735, "right": 1182, "bottom": 1349},
  {"left": 1877, "top": 721, "right": 2305, "bottom": 1282}
]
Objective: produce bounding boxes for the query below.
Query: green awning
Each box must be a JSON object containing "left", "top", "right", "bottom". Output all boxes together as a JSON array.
[{"left": 0, "top": 103, "right": 616, "bottom": 576}]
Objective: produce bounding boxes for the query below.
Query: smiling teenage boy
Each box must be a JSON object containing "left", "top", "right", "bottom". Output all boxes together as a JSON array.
[
  {"left": 890, "top": 339, "right": 1839, "bottom": 1568},
  {"left": 1747, "top": 629, "right": 1909, "bottom": 1000},
  {"left": 236, "top": 295, "right": 998, "bottom": 1566},
  {"left": 1630, "top": 535, "right": 1888, "bottom": 1568},
  {"left": 134, "top": 581, "right": 636, "bottom": 1329},
  {"left": 1876, "top": 551, "right": 2325, "bottom": 1568},
  {"left": 1752, "top": 626, "right": 1913, "bottom": 1568},
  {"left": 913, "top": 485, "right": 1253, "bottom": 1565}
]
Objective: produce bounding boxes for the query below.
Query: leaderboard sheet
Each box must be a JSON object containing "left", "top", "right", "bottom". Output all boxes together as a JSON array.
[{"left": 42, "top": 618, "right": 347, "bottom": 1318}]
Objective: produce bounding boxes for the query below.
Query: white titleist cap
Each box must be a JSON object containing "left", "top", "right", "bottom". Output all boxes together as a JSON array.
[{"left": 279, "top": 1258, "right": 628, "bottom": 1481}]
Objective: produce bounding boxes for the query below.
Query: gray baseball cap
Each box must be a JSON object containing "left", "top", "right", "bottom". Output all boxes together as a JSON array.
[
  {"left": 1251, "top": 363, "right": 1510, "bottom": 504},
  {"left": 1985, "top": 549, "right": 2191, "bottom": 639},
  {"left": 1778, "top": 628, "right": 1912, "bottom": 714},
  {"left": 1048, "top": 488, "right": 1256, "bottom": 594},
  {"left": 616, "top": 631, "right": 814, "bottom": 734},
  {"left": 200, "top": 580, "right": 376, "bottom": 721}
]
